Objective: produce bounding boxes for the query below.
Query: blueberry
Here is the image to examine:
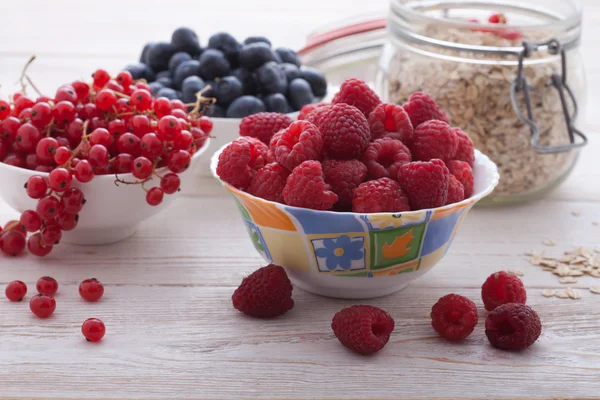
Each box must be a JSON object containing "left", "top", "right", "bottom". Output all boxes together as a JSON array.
[
  {"left": 226, "top": 96, "right": 266, "bottom": 118},
  {"left": 232, "top": 68, "right": 259, "bottom": 95},
  {"left": 140, "top": 43, "right": 154, "bottom": 63},
  {"left": 280, "top": 63, "right": 301, "bottom": 82},
  {"left": 173, "top": 59, "right": 202, "bottom": 89},
  {"left": 171, "top": 27, "right": 201, "bottom": 56},
  {"left": 198, "top": 49, "right": 231, "bottom": 80},
  {"left": 207, "top": 32, "right": 242, "bottom": 68},
  {"left": 275, "top": 48, "right": 301, "bottom": 67},
  {"left": 288, "top": 78, "right": 314, "bottom": 111},
  {"left": 256, "top": 61, "right": 287, "bottom": 94},
  {"left": 146, "top": 42, "right": 176, "bottom": 72},
  {"left": 149, "top": 82, "right": 164, "bottom": 96},
  {"left": 212, "top": 76, "right": 243, "bottom": 107},
  {"left": 205, "top": 104, "right": 226, "bottom": 118},
  {"left": 203, "top": 81, "right": 217, "bottom": 98},
  {"left": 156, "top": 70, "right": 171, "bottom": 80},
  {"left": 157, "top": 76, "right": 173, "bottom": 88},
  {"left": 125, "top": 63, "right": 149, "bottom": 80},
  {"left": 157, "top": 87, "right": 179, "bottom": 100},
  {"left": 239, "top": 43, "right": 276, "bottom": 71},
  {"left": 243, "top": 36, "right": 272, "bottom": 48},
  {"left": 273, "top": 51, "right": 282, "bottom": 64},
  {"left": 181, "top": 76, "right": 206, "bottom": 103},
  {"left": 168, "top": 52, "right": 192, "bottom": 74},
  {"left": 263, "top": 93, "right": 291, "bottom": 113},
  {"left": 300, "top": 66, "right": 328, "bottom": 98}
]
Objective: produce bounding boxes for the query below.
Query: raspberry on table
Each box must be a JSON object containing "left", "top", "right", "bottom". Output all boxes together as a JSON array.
[
  {"left": 322, "top": 159, "right": 368, "bottom": 209},
  {"left": 216, "top": 137, "right": 266, "bottom": 189},
  {"left": 319, "top": 103, "right": 371, "bottom": 159},
  {"left": 431, "top": 294, "right": 479, "bottom": 341},
  {"left": 248, "top": 162, "right": 289, "bottom": 203},
  {"left": 239, "top": 112, "right": 294, "bottom": 145},
  {"left": 361, "top": 138, "right": 412, "bottom": 181},
  {"left": 453, "top": 128, "right": 475, "bottom": 167},
  {"left": 410, "top": 120, "right": 458, "bottom": 162},
  {"left": 446, "top": 175, "right": 465, "bottom": 205},
  {"left": 352, "top": 177, "right": 411, "bottom": 214},
  {"left": 485, "top": 303, "right": 542, "bottom": 351},
  {"left": 402, "top": 92, "right": 449, "bottom": 128},
  {"left": 447, "top": 160, "right": 474, "bottom": 198},
  {"left": 332, "top": 78, "right": 381, "bottom": 118},
  {"left": 232, "top": 264, "right": 294, "bottom": 318},
  {"left": 368, "top": 103, "right": 414, "bottom": 143},
  {"left": 331, "top": 305, "right": 395, "bottom": 355},
  {"left": 283, "top": 161, "right": 338, "bottom": 210},
  {"left": 398, "top": 159, "right": 449, "bottom": 210},
  {"left": 481, "top": 271, "right": 527, "bottom": 312},
  {"left": 273, "top": 120, "right": 324, "bottom": 171}
]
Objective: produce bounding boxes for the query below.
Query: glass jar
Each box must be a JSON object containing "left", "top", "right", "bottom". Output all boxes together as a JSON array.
[{"left": 377, "top": 0, "right": 588, "bottom": 205}]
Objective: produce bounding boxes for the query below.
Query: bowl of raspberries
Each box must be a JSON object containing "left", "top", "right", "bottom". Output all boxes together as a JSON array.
[{"left": 212, "top": 78, "right": 499, "bottom": 299}]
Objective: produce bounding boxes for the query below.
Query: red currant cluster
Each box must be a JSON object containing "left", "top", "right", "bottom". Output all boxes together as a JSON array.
[
  {"left": 0, "top": 61, "right": 214, "bottom": 258},
  {"left": 5, "top": 277, "right": 106, "bottom": 342}
]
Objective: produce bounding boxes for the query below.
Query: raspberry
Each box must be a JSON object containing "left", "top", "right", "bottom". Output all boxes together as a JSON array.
[
  {"left": 332, "top": 78, "right": 381, "bottom": 118},
  {"left": 282, "top": 161, "right": 338, "bottom": 210},
  {"left": 447, "top": 160, "right": 474, "bottom": 198},
  {"left": 306, "top": 104, "right": 333, "bottom": 128},
  {"left": 239, "top": 112, "right": 294, "bottom": 145},
  {"left": 238, "top": 136, "right": 270, "bottom": 163},
  {"left": 322, "top": 159, "right": 368, "bottom": 209},
  {"left": 352, "top": 178, "right": 410, "bottom": 213},
  {"left": 331, "top": 305, "right": 395, "bottom": 355},
  {"left": 248, "top": 162, "right": 289, "bottom": 203},
  {"left": 485, "top": 303, "right": 541, "bottom": 351},
  {"left": 402, "top": 92, "right": 449, "bottom": 128},
  {"left": 232, "top": 264, "right": 294, "bottom": 318},
  {"left": 368, "top": 103, "right": 413, "bottom": 143},
  {"left": 431, "top": 294, "right": 479, "bottom": 341},
  {"left": 361, "top": 138, "right": 412, "bottom": 181},
  {"left": 319, "top": 103, "right": 371, "bottom": 159},
  {"left": 273, "top": 121, "right": 324, "bottom": 171},
  {"left": 398, "top": 160, "right": 449, "bottom": 210},
  {"left": 298, "top": 103, "right": 329, "bottom": 120},
  {"left": 446, "top": 175, "right": 465, "bottom": 205},
  {"left": 216, "top": 137, "right": 267, "bottom": 189},
  {"left": 269, "top": 130, "right": 283, "bottom": 151},
  {"left": 481, "top": 271, "right": 527, "bottom": 312},
  {"left": 410, "top": 120, "right": 458, "bottom": 162},
  {"left": 453, "top": 128, "right": 475, "bottom": 167}
]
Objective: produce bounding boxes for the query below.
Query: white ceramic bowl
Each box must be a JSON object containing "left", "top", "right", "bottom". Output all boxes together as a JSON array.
[{"left": 0, "top": 140, "right": 209, "bottom": 245}]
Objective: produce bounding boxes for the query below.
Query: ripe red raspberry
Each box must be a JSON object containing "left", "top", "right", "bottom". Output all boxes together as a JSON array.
[
  {"left": 322, "top": 159, "right": 368, "bottom": 209},
  {"left": 447, "top": 160, "right": 474, "bottom": 198},
  {"left": 368, "top": 103, "right": 413, "bottom": 143},
  {"left": 306, "top": 104, "right": 333, "bottom": 128},
  {"left": 402, "top": 92, "right": 449, "bottom": 128},
  {"left": 248, "top": 162, "right": 289, "bottom": 203},
  {"left": 453, "top": 128, "right": 475, "bottom": 167},
  {"left": 319, "top": 103, "right": 371, "bottom": 159},
  {"left": 361, "top": 138, "right": 412, "bottom": 181},
  {"left": 331, "top": 305, "right": 395, "bottom": 355},
  {"left": 282, "top": 161, "right": 338, "bottom": 210},
  {"left": 217, "top": 137, "right": 267, "bottom": 189},
  {"left": 273, "top": 121, "right": 324, "bottom": 171},
  {"left": 410, "top": 120, "right": 458, "bottom": 162},
  {"left": 398, "top": 160, "right": 449, "bottom": 210},
  {"left": 431, "top": 294, "right": 479, "bottom": 341},
  {"left": 269, "top": 130, "right": 283, "bottom": 151},
  {"left": 239, "top": 112, "right": 294, "bottom": 144},
  {"left": 237, "top": 136, "right": 270, "bottom": 162},
  {"left": 232, "top": 264, "right": 294, "bottom": 318},
  {"left": 352, "top": 178, "right": 411, "bottom": 213},
  {"left": 332, "top": 78, "right": 381, "bottom": 118},
  {"left": 481, "top": 271, "right": 527, "bottom": 312},
  {"left": 298, "top": 103, "right": 329, "bottom": 120},
  {"left": 446, "top": 175, "right": 465, "bottom": 205},
  {"left": 485, "top": 303, "right": 541, "bottom": 351}
]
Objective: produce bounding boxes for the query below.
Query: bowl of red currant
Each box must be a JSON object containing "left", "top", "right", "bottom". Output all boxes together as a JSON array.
[{"left": 0, "top": 65, "right": 212, "bottom": 255}]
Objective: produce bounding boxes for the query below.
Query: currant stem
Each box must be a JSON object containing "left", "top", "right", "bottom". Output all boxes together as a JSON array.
[
  {"left": 19, "top": 55, "right": 36, "bottom": 96},
  {"left": 25, "top": 74, "right": 43, "bottom": 98}
]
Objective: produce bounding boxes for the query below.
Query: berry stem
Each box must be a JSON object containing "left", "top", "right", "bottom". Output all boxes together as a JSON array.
[
  {"left": 25, "top": 74, "right": 43, "bottom": 98},
  {"left": 19, "top": 55, "right": 37, "bottom": 96}
]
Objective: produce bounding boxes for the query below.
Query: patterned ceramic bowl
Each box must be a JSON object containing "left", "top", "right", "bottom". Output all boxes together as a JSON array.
[{"left": 211, "top": 146, "right": 499, "bottom": 299}]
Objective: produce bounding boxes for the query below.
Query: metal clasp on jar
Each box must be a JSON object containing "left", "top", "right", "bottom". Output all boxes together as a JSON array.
[{"left": 510, "top": 38, "right": 588, "bottom": 154}]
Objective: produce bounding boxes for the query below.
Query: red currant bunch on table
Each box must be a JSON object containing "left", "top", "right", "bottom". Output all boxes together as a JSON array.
[{"left": 0, "top": 59, "right": 213, "bottom": 258}]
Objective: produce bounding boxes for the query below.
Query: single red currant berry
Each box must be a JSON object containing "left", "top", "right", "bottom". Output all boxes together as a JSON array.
[
  {"left": 1, "top": 230, "right": 26, "bottom": 256},
  {"left": 108, "top": 119, "right": 126, "bottom": 138},
  {"left": 15, "top": 123, "right": 41, "bottom": 153},
  {"left": 112, "top": 153, "right": 134, "bottom": 174},
  {"left": 82, "top": 103, "right": 101, "bottom": 120},
  {"left": 95, "top": 89, "right": 117, "bottom": 112},
  {"left": 18, "top": 107, "right": 33, "bottom": 121},
  {"left": 146, "top": 187, "right": 164, "bottom": 206},
  {"left": 140, "top": 133, "right": 163, "bottom": 160},
  {"left": 65, "top": 118, "right": 84, "bottom": 146},
  {"left": 71, "top": 81, "right": 90, "bottom": 102},
  {"left": 174, "top": 130, "right": 194, "bottom": 150},
  {"left": 5, "top": 220, "right": 27, "bottom": 234},
  {"left": 190, "top": 127, "right": 208, "bottom": 147},
  {"left": 115, "top": 98, "right": 132, "bottom": 114},
  {"left": 74, "top": 160, "right": 95, "bottom": 183},
  {"left": 27, "top": 233, "right": 53, "bottom": 257},
  {"left": 134, "top": 81, "right": 152, "bottom": 92},
  {"left": 20, "top": 210, "right": 42, "bottom": 232},
  {"left": 36, "top": 276, "right": 59, "bottom": 297},
  {"left": 116, "top": 70, "right": 133, "bottom": 88},
  {"left": 90, "top": 128, "right": 112, "bottom": 147},
  {"left": 169, "top": 99, "right": 185, "bottom": 110},
  {"left": 130, "top": 89, "right": 153, "bottom": 111},
  {"left": 60, "top": 187, "right": 85, "bottom": 214},
  {"left": 56, "top": 137, "right": 70, "bottom": 148},
  {"left": 54, "top": 146, "right": 72, "bottom": 165},
  {"left": 153, "top": 97, "right": 171, "bottom": 118},
  {"left": 25, "top": 175, "right": 48, "bottom": 199},
  {"left": 30, "top": 102, "right": 53, "bottom": 128},
  {"left": 82, "top": 318, "right": 106, "bottom": 342},
  {"left": 157, "top": 116, "right": 181, "bottom": 141},
  {"left": 14, "top": 96, "right": 35, "bottom": 114},
  {"left": 0, "top": 100, "right": 11, "bottom": 119},
  {"left": 53, "top": 101, "right": 77, "bottom": 124},
  {"left": 105, "top": 80, "right": 124, "bottom": 93},
  {"left": 170, "top": 109, "right": 188, "bottom": 120},
  {"left": 36, "top": 195, "right": 62, "bottom": 220},
  {"left": 5, "top": 280, "right": 27, "bottom": 302},
  {"left": 40, "top": 225, "right": 62, "bottom": 246},
  {"left": 55, "top": 85, "right": 78, "bottom": 104},
  {"left": 1, "top": 116, "right": 21, "bottom": 141},
  {"left": 199, "top": 116, "right": 213, "bottom": 135},
  {"left": 132, "top": 157, "right": 153, "bottom": 179},
  {"left": 3, "top": 154, "right": 26, "bottom": 168},
  {"left": 131, "top": 114, "right": 152, "bottom": 137},
  {"left": 117, "top": 133, "right": 142, "bottom": 157},
  {"left": 29, "top": 294, "right": 56, "bottom": 318},
  {"left": 25, "top": 153, "right": 40, "bottom": 170},
  {"left": 92, "top": 69, "right": 110, "bottom": 88},
  {"left": 160, "top": 173, "right": 181, "bottom": 194},
  {"left": 79, "top": 278, "right": 104, "bottom": 302},
  {"left": 36, "top": 137, "right": 59, "bottom": 164},
  {"left": 48, "top": 168, "right": 73, "bottom": 192},
  {"left": 57, "top": 211, "right": 79, "bottom": 231},
  {"left": 88, "top": 144, "right": 109, "bottom": 168},
  {"left": 167, "top": 150, "right": 192, "bottom": 173}
]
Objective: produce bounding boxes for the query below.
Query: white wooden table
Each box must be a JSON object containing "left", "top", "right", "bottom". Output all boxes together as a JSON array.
[{"left": 1, "top": 1, "right": 599, "bottom": 398}]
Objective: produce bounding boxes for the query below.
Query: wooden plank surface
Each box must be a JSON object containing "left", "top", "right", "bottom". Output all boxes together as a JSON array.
[{"left": 1, "top": 0, "right": 600, "bottom": 399}]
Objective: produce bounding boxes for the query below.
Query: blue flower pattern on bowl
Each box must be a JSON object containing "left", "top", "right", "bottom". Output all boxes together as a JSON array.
[{"left": 313, "top": 235, "right": 365, "bottom": 272}]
